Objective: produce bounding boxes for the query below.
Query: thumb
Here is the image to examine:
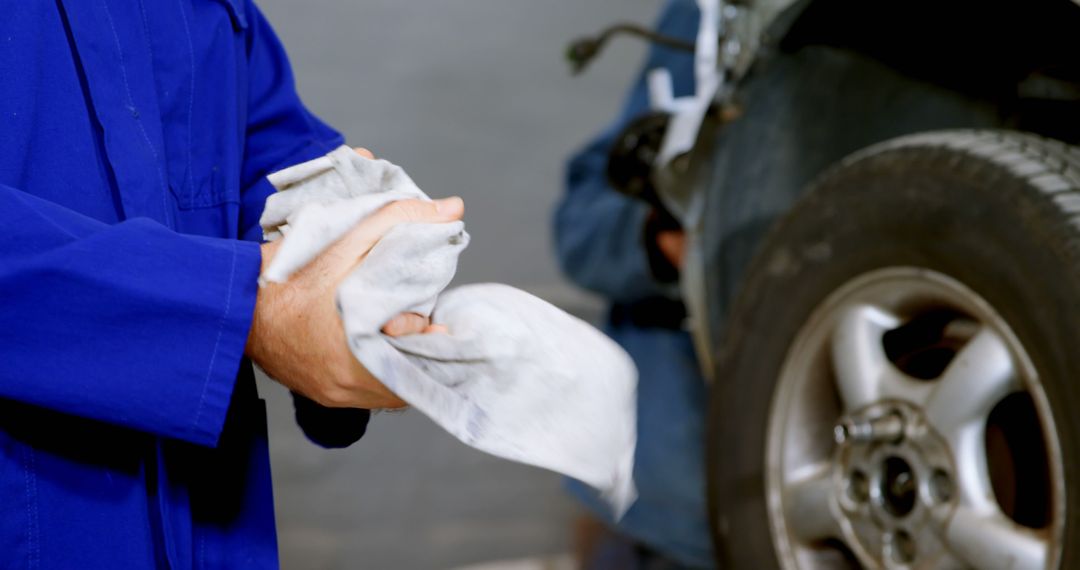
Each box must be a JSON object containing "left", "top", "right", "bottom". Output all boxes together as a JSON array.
[
  {"left": 330, "top": 196, "right": 465, "bottom": 265},
  {"left": 371, "top": 196, "right": 464, "bottom": 229}
]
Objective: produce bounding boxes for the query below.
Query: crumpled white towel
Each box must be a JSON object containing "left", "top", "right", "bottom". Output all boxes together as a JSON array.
[{"left": 259, "top": 146, "right": 638, "bottom": 516}]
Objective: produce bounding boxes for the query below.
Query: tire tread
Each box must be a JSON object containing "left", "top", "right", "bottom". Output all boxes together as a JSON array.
[{"left": 843, "top": 130, "right": 1080, "bottom": 215}]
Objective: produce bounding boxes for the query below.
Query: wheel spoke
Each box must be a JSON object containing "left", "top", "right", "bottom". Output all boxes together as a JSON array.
[
  {"left": 947, "top": 422, "right": 997, "bottom": 511},
  {"left": 924, "top": 327, "right": 1020, "bottom": 438},
  {"left": 945, "top": 506, "right": 1048, "bottom": 569},
  {"left": 783, "top": 464, "right": 841, "bottom": 544},
  {"left": 831, "top": 304, "right": 901, "bottom": 412}
]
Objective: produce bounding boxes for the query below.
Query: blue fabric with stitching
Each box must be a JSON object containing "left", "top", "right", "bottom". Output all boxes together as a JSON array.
[{"left": 0, "top": 1, "right": 343, "bottom": 567}]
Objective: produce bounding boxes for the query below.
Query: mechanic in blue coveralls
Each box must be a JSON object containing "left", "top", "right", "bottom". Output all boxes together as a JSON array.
[
  {"left": 0, "top": 1, "right": 462, "bottom": 568},
  {"left": 554, "top": 1, "right": 711, "bottom": 568}
]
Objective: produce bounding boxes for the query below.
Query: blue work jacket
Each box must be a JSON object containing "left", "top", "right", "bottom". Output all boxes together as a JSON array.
[{"left": 0, "top": 1, "right": 347, "bottom": 567}]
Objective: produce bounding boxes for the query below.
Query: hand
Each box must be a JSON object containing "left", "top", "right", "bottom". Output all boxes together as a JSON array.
[
  {"left": 246, "top": 149, "right": 464, "bottom": 409},
  {"left": 655, "top": 229, "right": 686, "bottom": 270}
]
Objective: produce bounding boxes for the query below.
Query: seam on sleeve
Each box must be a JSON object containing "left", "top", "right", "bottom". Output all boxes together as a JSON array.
[{"left": 192, "top": 240, "right": 240, "bottom": 433}]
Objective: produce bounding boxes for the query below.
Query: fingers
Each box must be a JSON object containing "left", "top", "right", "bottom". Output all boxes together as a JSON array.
[
  {"left": 354, "top": 147, "right": 375, "bottom": 159},
  {"left": 382, "top": 313, "right": 429, "bottom": 337},
  {"left": 381, "top": 314, "right": 449, "bottom": 337}
]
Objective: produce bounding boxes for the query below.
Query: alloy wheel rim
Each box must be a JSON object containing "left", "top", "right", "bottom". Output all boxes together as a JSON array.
[{"left": 764, "top": 267, "right": 1064, "bottom": 569}]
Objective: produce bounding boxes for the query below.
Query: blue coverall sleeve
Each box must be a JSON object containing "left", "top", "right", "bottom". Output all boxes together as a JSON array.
[
  {"left": 553, "top": 0, "right": 699, "bottom": 303},
  {"left": 0, "top": 186, "right": 261, "bottom": 447},
  {"left": 236, "top": 0, "right": 345, "bottom": 244}
]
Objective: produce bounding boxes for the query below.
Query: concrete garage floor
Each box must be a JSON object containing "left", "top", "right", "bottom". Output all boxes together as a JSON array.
[{"left": 254, "top": 0, "right": 659, "bottom": 568}]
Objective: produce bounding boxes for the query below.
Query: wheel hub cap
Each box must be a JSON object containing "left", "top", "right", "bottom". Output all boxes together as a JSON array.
[{"left": 834, "top": 402, "right": 955, "bottom": 565}]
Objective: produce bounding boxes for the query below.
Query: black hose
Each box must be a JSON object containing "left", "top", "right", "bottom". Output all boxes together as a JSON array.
[{"left": 566, "top": 23, "right": 695, "bottom": 75}]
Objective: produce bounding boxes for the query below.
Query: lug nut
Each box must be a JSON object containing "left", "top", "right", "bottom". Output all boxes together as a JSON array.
[{"left": 835, "top": 412, "right": 905, "bottom": 445}]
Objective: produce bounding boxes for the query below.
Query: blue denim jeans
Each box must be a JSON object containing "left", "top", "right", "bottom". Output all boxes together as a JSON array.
[{"left": 566, "top": 323, "right": 712, "bottom": 569}]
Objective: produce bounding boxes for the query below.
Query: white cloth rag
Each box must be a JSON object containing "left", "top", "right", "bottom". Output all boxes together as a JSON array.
[{"left": 259, "top": 146, "right": 638, "bottom": 516}]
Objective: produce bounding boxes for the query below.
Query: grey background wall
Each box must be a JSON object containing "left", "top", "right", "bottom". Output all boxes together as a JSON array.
[{"left": 253, "top": 1, "right": 660, "bottom": 568}]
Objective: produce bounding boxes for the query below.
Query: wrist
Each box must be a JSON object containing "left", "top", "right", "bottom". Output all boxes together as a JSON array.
[{"left": 245, "top": 242, "right": 276, "bottom": 361}]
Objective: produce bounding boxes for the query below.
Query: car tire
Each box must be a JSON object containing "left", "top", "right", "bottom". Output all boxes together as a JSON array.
[{"left": 707, "top": 130, "right": 1080, "bottom": 569}]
